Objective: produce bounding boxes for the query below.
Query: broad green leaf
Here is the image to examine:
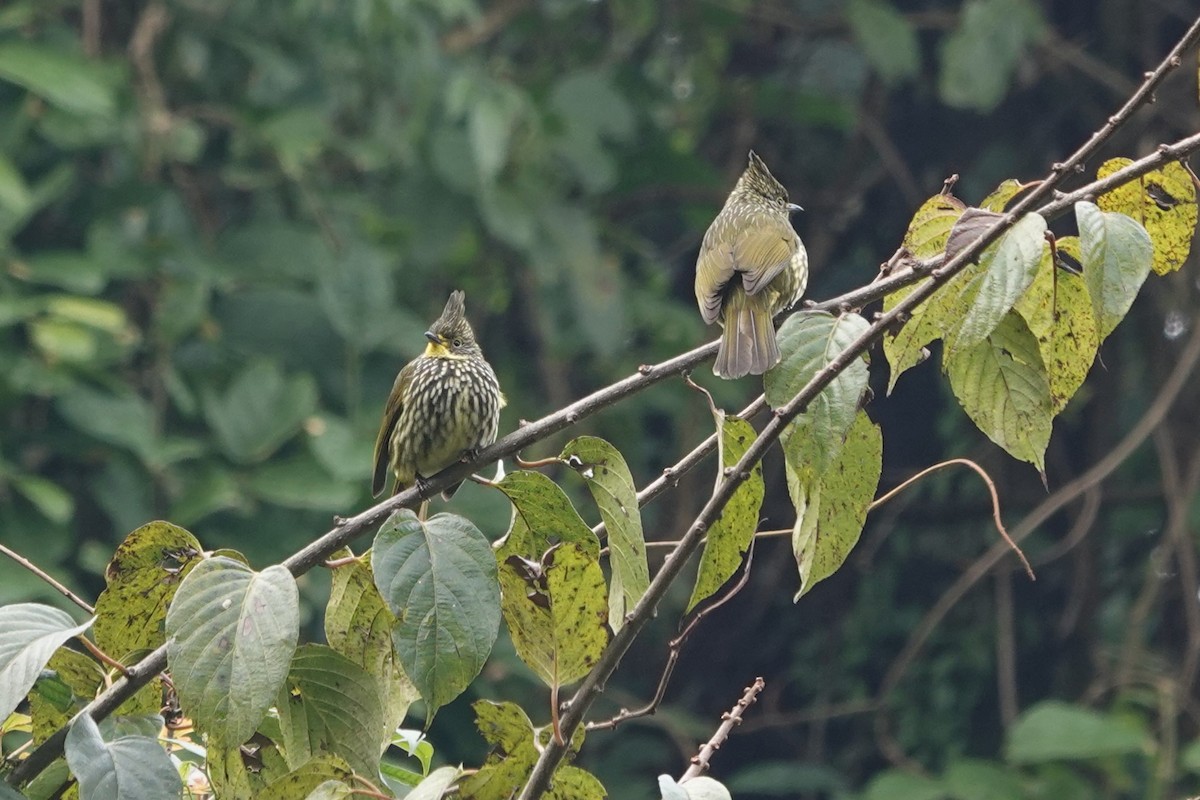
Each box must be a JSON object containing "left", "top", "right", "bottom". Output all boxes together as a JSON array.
[
  {"left": 495, "top": 470, "right": 600, "bottom": 557},
  {"left": 55, "top": 387, "right": 157, "bottom": 464},
  {"left": 458, "top": 700, "right": 586, "bottom": 800},
  {"left": 0, "top": 42, "right": 116, "bottom": 117},
  {"left": 389, "top": 728, "right": 434, "bottom": 775},
  {"left": 0, "top": 604, "right": 93, "bottom": 724},
  {"left": 884, "top": 194, "right": 966, "bottom": 390},
  {"left": 686, "top": 413, "right": 763, "bottom": 612},
  {"left": 257, "top": 754, "right": 354, "bottom": 799},
  {"left": 65, "top": 713, "right": 181, "bottom": 800},
  {"left": 945, "top": 312, "right": 1052, "bottom": 470},
  {"left": 372, "top": 511, "right": 500, "bottom": 722},
  {"left": 303, "top": 780, "right": 354, "bottom": 800},
  {"left": 847, "top": 0, "right": 919, "bottom": 83},
  {"left": 165, "top": 557, "right": 299, "bottom": 744},
  {"left": 1097, "top": 158, "right": 1197, "bottom": 275},
  {"left": 407, "top": 766, "right": 464, "bottom": 800},
  {"left": 786, "top": 412, "right": 882, "bottom": 599},
  {"left": 559, "top": 436, "right": 649, "bottom": 632},
  {"left": 325, "top": 554, "right": 418, "bottom": 739},
  {"left": 939, "top": 0, "right": 1044, "bottom": 112},
  {"left": 246, "top": 454, "right": 359, "bottom": 511},
  {"left": 316, "top": 244, "right": 397, "bottom": 350},
  {"left": 863, "top": 769, "right": 947, "bottom": 800},
  {"left": 202, "top": 359, "right": 318, "bottom": 464},
  {"left": 1012, "top": 238, "right": 1098, "bottom": 413},
  {"left": 1181, "top": 737, "right": 1200, "bottom": 773},
  {"left": 498, "top": 541, "right": 607, "bottom": 689},
  {"left": 0, "top": 781, "right": 27, "bottom": 799},
  {"left": 469, "top": 90, "right": 520, "bottom": 182},
  {"left": 942, "top": 758, "right": 1024, "bottom": 800},
  {"left": 94, "top": 521, "right": 202, "bottom": 660},
  {"left": 546, "top": 766, "right": 607, "bottom": 800},
  {"left": 29, "top": 648, "right": 103, "bottom": 746},
  {"left": 1004, "top": 701, "right": 1149, "bottom": 763},
  {"left": 1075, "top": 201, "right": 1153, "bottom": 340},
  {"left": 980, "top": 179, "right": 1033, "bottom": 212},
  {"left": 765, "top": 311, "right": 870, "bottom": 473},
  {"left": 15, "top": 251, "right": 107, "bottom": 294},
  {"left": 276, "top": 644, "right": 386, "bottom": 778},
  {"left": 951, "top": 212, "right": 1047, "bottom": 351},
  {"left": 10, "top": 474, "right": 74, "bottom": 524},
  {"left": 29, "top": 318, "right": 97, "bottom": 363}
]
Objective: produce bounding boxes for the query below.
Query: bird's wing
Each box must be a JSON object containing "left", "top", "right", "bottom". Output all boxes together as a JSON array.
[
  {"left": 371, "top": 363, "right": 413, "bottom": 497},
  {"left": 695, "top": 219, "right": 739, "bottom": 325},
  {"left": 733, "top": 217, "right": 800, "bottom": 297}
]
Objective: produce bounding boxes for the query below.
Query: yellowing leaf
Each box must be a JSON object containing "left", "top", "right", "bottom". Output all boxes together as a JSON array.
[
  {"left": 1012, "top": 237, "right": 1098, "bottom": 413},
  {"left": 498, "top": 542, "right": 608, "bottom": 689},
  {"left": 980, "top": 178, "right": 1034, "bottom": 212},
  {"left": 945, "top": 311, "right": 1053, "bottom": 470},
  {"left": 1097, "top": 158, "right": 1197, "bottom": 275},
  {"left": 687, "top": 413, "right": 763, "bottom": 612},
  {"left": 902, "top": 193, "right": 966, "bottom": 258}
]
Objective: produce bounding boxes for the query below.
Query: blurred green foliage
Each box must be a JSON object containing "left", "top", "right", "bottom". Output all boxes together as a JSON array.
[{"left": 2, "top": 1, "right": 1199, "bottom": 798}]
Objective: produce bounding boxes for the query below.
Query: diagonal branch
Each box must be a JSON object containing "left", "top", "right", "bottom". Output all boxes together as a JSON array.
[
  {"left": 12, "top": 15, "right": 1200, "bottom": 789},
  {"left": 516, "top": 19, "right": 1200, "bottom": 798}
]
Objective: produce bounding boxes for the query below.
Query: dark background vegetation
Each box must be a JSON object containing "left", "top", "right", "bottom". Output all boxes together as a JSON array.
[{"left": 2, "top": 0, "right": 1199, "bottom": 797}]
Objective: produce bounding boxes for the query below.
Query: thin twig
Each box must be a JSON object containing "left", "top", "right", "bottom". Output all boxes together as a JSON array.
[
  {"left": 869, "top": 458, "right": 1033, "bottom": 579},
  {"left": 0, "top": 542, "right": 95, "bottom": 614},
  {"left": 679, "top": 678, "right": 766, "bottom": 781}
]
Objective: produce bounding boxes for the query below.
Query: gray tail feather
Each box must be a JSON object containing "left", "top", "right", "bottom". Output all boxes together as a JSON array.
[{"left": 713, "top": 303, "right": 779, "bottom": 379}]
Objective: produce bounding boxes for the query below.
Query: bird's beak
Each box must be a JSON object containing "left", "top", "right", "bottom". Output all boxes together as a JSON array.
[
  {"left": 787, "top": 203, "right": 804, "bottom": 213},
  {"left": 423, "top": 331, "right": 449, "bottom": 357}
]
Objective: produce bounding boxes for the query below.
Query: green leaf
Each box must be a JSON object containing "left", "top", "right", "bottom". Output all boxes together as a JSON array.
[
  {"left": 56, "top": 387, "right": 157, "bottom": 465},
  {"left": 1181, "top": 737, "right": 1200, "bottom": 774},
  {"left": 847, "top": 0, "right": 920, "bottom": 83},
  {"left": 316, "top": 244, "right": 397, "bottom": 350},
  {"left": 458, "top": 700, "right": 586, "bottom": 800},
  {"left": 687, "top": 413, "right": 763, "bottom": 612},
  {"left": 303, "top": 780, "right": 354, "bottom": 800},
  {"left": 1012, "top": 238, "right": 1098, "bottom": 413},
  {"left": 0, "top": 154, "right": 32, "bottom": 217},
  {"left": 29, "top": 648, "right": 103, "bottom": 746},
  {"left": 559, "top": 436, "right": 649, "bottom": 632},
  {"left": 498, "top": 541, "right": 608, "bottom": 689},
  {"left": 0, "top": 42, "right": 116, "bottom": 117},
  {"left": 372, "top": 511, "right": 500, "bottom": 721},
  {"left": 10, "top": 474, "right": 74, "bottom": 524},
  {"left": 546, "top": 765, "right": 607, "bottom": 800},
  {"left": 765, "top": 311, "right": 871, "bottom": 473},
  {"left": 785, "top": 411, "right": 882, "bottom": 599},
  {"left": 1076, "top": 200, "right": 1154, "bottom": 340},
  {"left": 325, "top": 554, "right": 418, "bottom": 739},
  {"left": 469, "top": 91, "right": 520, "bottom": 182},
  {"left": 980, "top": 179, "right": 1033, "bottom": 213},
  {"left": 942, "top": 758, "right": 1024, "bottom": 800},
  {"left": 0, "top": 604, "right": 93, "bottom": 724},
  {"left": 64, "top": 713, "right": 181, "bottom": 800},
  {"left": 945, "top": 311, "right": 1052, "bottom": 470},
  {"left": 165, "top": 557, "right": 299, "bottom": 744},
  {"left": 276, "top": 644, "right": 386, "bottom": 778},
  {"left": 1004, "top": 701, "right": 1149, "bottom": 763},
  {"left": 939, "top": 0, "right": 1044, "bottom": 112},
  {"left": 245, "top": 454, "right": 359, "bottom": 511},
  {"left": 202, "top": 359, "right": 318, "bottom": 464},
  {"left": 494, "top": 470, "right": 600, "bottom": 557},
  {"left": 951, "top": 212, "right": 1047, "bottom": 352},
  {"left": 15, "top": 251, "right": 108, "bottom": 294},
  {"left": 863, "top": 770, "right": 947, "bottom": 800},
  {"left": 407, "top": 765, "right": 464, "bottom": 800},
  {"left": 257, "top": 754, "right": 354, "bottom": 799},
  {"left": 1097, "top": 158, "right": 1197, "bottom": 275},
  {"left": 884, "top": 194, "right": 967, "bottom": 391},
  {"left": 93, "top": 521, "right": 203, "bottom": 659}
]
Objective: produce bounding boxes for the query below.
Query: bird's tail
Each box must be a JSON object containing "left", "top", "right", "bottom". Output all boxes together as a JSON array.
[{"left": 713, "top": 291, "right": 780, "bottom": 379}]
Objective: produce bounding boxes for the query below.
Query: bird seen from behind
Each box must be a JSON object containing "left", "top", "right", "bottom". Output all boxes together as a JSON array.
[
  {"left": 694, "top": 150, "right": 809, "bottom": 379},
  {"left": 372, "top": 290, "right": 505, "bottom": 500}
]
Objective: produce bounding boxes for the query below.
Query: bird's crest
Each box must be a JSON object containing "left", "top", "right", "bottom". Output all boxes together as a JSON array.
[
  {"left": 425, "top": 290, "right": 478, "bottom": 357},
  {"left": 739, "top": 150, "right": 790, "bottom": 204}
]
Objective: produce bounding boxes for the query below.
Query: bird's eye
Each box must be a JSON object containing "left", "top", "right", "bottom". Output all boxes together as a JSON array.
[{"left": 452, "top": 338, "right": 463, "bottom": 348}]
